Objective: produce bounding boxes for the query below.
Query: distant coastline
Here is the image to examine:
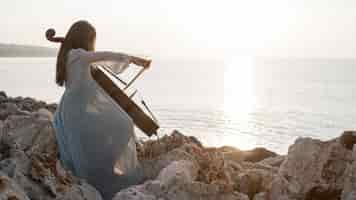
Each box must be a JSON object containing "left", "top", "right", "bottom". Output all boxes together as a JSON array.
[{"left": 0, "top": 43, "right": 56, "bottom": 57}]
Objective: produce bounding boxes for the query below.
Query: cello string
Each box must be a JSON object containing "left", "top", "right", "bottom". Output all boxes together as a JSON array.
[
  {"left": 135, "top": 90, "right": 159, "bottom": 124},
  {"left": 101, "top": 64, "right": 128, "bottom": 86},
  {"left": 141, "top": 100, "right": 159, "bottom": 124},
  {"left": 100, "top": 64, "right": 160, "bottom": 127}
]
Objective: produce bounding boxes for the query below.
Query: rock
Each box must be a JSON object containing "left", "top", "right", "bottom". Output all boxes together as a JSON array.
[
  {"left": 30, "top": 154, "right": 66, "bottom": 196},
  {"left": 258, "top": 155, "right": 285, "bottom": 168},
  {"left": 187, "top": 135, "right": 203, "bottom": 148},
  {"left": 0, "top": 94, "right": 57, "bottom": 114},
  {"left": 0, "top": 96, "right": 6, "bottom": 103},
  {"left": 157, "top": 160, "right": 199, "bottom": 186},
  {"left": 0, "top": 120, "right": 4, "bottom": 144},
  {"left": 2, "top": 114, "right": 57, "bottom": 156},
  {"left": 341, "top": 161, "right": 356, "bottom": 200},
  {"left": 114, "top": 160, "right": 249, "bottom": 200},
  {"left": 19, "top": 97, "right": 36, "bottom": 112},
  {"left": 304, "top": 185, "right": 342, "bottom": 200},
  {"left": 2, "top": 149, "right": 31, "bottom": 176},
  {"left": 234, "top": 168, "right": 275, "bottom": 199},
  {"left": 137, "top": 130, "right": 203, "bottom": 161},
  {"left": 0, "top": 91, "right": 7, "bottom": 98},
  {"left": 140, "top": 145, "right": 198, "bottom": 180},
  {"left": 45, "top": 103, "right": 58, "bottom": 114},
  {"left": 253, "top": 192, "right": 267, "bottom": 200},
  {"left": 112, "top": 186, "right": 156, "bottom": 200},
  {"left": 119, "top": 139, "right": 257, "bottom": 200},
  {"left": 243, "top": 148, "right": 278, "bottom": 163},
  {"left": 136, "top": 131, "right": 279, "bottom": 200},
  {"left": 10, "top": 167, "right": 54, "bottom": 199},
  {"left": 13, "top": 96, "right": 24, "bottom": 103},
  {"left": 0, "top": 94, "right": 103, "bottom": 200},
  {"left": 0, "top": 102, "right": 20, "bottom": 120},
  {"left": 222, "top": 147, "right": 277, "bottom": 163},
  {"left": 4, "top": 93, "right": 356, "bottom": 200},
  {"left": 55, "top": 180, "right": 103, "bottom": 200},
  {"left": 0, "top": 171, "right": 30, "bottom": 200},
  {"left": 268, "top": 136, "right": 353, "bottom": 199},
  {"left": 343, "top": 192, "right": 356, "bottom": 200},
  {"left": 266, "top": 175, "right": 301, "bottom": 200},
  {"left": 340, "top": 131, "right": 356, "bottom": 150}
]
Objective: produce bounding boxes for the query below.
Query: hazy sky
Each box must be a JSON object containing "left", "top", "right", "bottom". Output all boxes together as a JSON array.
[{"left": 2, "top": 0, "right": 356, "bottom": 59}]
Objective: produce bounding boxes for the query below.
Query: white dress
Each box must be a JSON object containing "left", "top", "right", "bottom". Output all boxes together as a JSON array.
[{"left": 53, "top": 48, "right": 144, "bottom": 200}]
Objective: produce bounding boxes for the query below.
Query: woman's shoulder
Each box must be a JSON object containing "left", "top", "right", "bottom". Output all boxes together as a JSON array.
[
  {"left": 67, "top": 48, "right": 88, "bottom": 63},
  {"left": 67, "top": 49, "right": 85, "bottom": 64},
  {"left": 68, "top": 48, "right": 88, "bottom": 56}
]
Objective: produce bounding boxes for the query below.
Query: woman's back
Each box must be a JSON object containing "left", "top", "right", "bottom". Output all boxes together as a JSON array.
[
  {"left": 65, "top": 49, "right": 92, "bottom": 90},
  {"left": 53, "top": 48, "right": 144, "bottom": 199}
]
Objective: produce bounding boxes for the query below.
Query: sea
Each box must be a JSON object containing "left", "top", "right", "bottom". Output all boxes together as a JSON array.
[{"left": 1, "top": 57, "right": 356, "bottom": 154}]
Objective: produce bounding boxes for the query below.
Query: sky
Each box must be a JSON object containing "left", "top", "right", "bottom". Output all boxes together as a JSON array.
[{"left": 1, "top": 0, "right": 356, "bottom": 59}]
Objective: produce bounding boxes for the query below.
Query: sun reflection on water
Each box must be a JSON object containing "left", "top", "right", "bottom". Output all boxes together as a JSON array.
[{"left": 220, "top": 56, "right": 258, "bottom": 150}]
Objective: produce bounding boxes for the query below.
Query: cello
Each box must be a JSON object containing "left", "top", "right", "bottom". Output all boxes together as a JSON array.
[{"left": 46, "top": 28, "right": 159, "bottom": 137}]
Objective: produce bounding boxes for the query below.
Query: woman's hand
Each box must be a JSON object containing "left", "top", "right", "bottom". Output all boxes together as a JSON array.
[{"left": 129, "top": 56, "right": 151, "bottom": 69}]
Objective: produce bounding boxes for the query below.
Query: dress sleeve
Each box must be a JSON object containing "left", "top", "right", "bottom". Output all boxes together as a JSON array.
[{"left": 74, "top": 48, "right": 131, "bottom": 73}]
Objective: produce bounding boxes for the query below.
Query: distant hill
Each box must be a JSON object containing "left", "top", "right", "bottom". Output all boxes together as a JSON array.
[{"left": 0, "top": 43, "right": 57, "bottom": 57}]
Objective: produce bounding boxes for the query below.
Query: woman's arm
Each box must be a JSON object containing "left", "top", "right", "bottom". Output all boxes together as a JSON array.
[{"left": 75, "top": 48, "right": 150, "bottom": 68}]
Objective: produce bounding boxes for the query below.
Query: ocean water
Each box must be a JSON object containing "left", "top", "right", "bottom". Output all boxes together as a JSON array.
[{"left": 1, "top": 57, "right": 356, "bottom": 154}]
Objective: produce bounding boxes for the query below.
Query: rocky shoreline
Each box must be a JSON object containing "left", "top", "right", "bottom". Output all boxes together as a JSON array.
[{"left": 0, "top": 91, "right": 355, "bottom": 200}]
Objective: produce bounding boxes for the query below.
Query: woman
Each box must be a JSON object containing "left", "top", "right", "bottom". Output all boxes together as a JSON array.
[{"left": 50, "top": 20, "right": 150, "bottom": 199}]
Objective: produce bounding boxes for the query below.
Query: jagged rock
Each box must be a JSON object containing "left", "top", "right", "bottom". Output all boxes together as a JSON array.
[
  {"left": 253, "top": 192, "right": 267, "bottom": 200},
  {"left": 2, "top": 114, "right": 57, "bottom": 156},
  {"left": 157, "top": 160, "right": 199, "bottom": 186},
  {"left": 0, "top": 120, "right": 4, "bottom": 144},
  {"left": 0, "top": 171, "right": 30, "bottom": 200},
  {"left": 0, "top": 96, "right": 6, "bottom": 104},
  {"left": 9, "top": 164, "right": 54, "bottom": 200},
  {"left": 55, "top": 180, "right": 103, "bottom": 200},
  {"left": 258, "top": 155, "right": 285, "bottom": 168},
  {"left": 343, "top": 192, "right": 356, "bottom": 200},
  {"left": 137, "top": 131, "right": 279, "bottom": 199},
  {"left": 267, "top": 136, "right": 353, "bottom": 199},
  {"left": 140, "top": 144, "right": 198, "bottom": 180},
  {"left": 0, "top": 102, "right": 20, "bottom": 120},
  {"left": 243, "top": 148, "right": 278, "bottom": 163},
  {"left": 35, "top": 108, "right": 54, "bottom": 120},
  {"left": 340, "top": 131, "right": 356, "bottom": 150},
  {"left": 2, "top": 103, "right": 18, "bottom": 113},
  {"left": 4, "top": 93, "right": 356, "bottom": 200},
  {"left": 0, "top": 95, "right": 103, "bottom": 200},
  {"left": 0, "top": 143, "right": 100, "bottom": 200},
  {"left": 266, "top": 174, "right": 301, "bottom": 200},
  {"left": 0, "top": 91, "right": 7, "bottom": 98},
  {"left": 45, "top": 103, "right": 58, "bottom": 114},
  {"left": 234, "top": 168, "right": 276, "bottom": 199},
  {"left": 221, "top": 147, "right": 277, "bottom": 163},
  {"left": 0, "top": 93, "right": 58, "bottom": 115},
  {"left": 1, "top": 149, "right": 31, "bottom": 176},
  {"left": 30, "top": 154, "right": 68, "bottom": 197},
  {"left": 114, "top": 160, "right": 249, "bottom": 200},
  {"left": 304, "top": 184, "right": 342, "bottom": 200},
  {"left": 341, "top": 161, "right": 356, "bottom": 200},
  {"left": 112, "top": 186, "right": 156, "bottom": 200},
  {"left": 137, "top": 130, "right": 202, "bottom": 161},
  {"left": 13, "top": 97, "right": 24, "bottom": 103}
]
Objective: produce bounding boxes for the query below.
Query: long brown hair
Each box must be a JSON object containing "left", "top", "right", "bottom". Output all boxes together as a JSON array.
[{"left": 56, "top": 20, "right": 96, "bottom": 86}]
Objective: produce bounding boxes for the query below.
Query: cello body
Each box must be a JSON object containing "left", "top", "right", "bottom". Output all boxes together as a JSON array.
[{"left": 90, "top": 65, "right": 159, "bottom": 137}]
